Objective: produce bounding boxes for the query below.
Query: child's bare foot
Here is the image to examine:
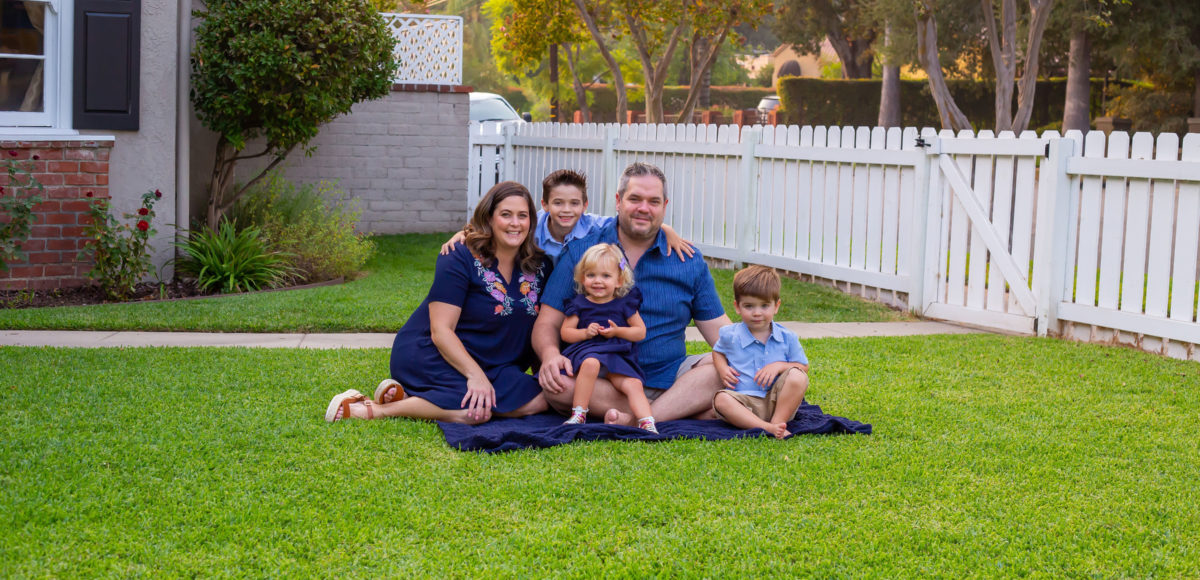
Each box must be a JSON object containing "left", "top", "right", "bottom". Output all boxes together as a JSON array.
[
  {"left": 604, "top": 408, "right": 633, "bottom": 426},
  {"left": 769, "top": 422, "right": 791, "bottom": 439}
]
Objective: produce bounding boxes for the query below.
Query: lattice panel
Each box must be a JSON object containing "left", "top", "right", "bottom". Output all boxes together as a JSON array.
[{"left": 382, "top": 14, "right": 463, "bottom": 85}]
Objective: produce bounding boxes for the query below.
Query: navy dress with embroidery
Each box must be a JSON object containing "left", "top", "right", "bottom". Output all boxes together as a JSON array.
[
  {"left": 561, "top": 287, "right": 645, "bottom": 382},
  {"left": 389, "top": 244, "right": 547, "bottom": 413}
]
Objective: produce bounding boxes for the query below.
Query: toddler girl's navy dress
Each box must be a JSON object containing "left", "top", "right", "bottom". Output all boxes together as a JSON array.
[
  {"left": 561, "top": 287, "right": 645, "bottom": 382},
  {"left": 389, "top": 245, "right": 548, "bottom": 413}
]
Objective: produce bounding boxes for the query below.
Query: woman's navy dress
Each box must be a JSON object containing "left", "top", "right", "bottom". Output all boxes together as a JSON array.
[
  {"left": 389, "top": 245, "right": 547, "bottom": 413},
  {"left": 561, "top": 287, "right": 645, "bottom": 382}
]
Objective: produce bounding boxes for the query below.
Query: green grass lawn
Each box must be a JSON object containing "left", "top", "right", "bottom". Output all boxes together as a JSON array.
[
  {"left": 3, "top": 334, "right": 1198, "bottom": 576},
  {"left": 0, "top": 233, "right": 907, "bottom": 332}
]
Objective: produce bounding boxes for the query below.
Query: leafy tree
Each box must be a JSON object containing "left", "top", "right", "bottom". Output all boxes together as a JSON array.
[
  {"left": 774, "top": 0, "right": 878, "bottom": 79},
  {"left": 486, "top": 0, "right": 595, "bottom": 120},
  {"left": 898, "top": 0, "right": 1054, "bottom": 132},
  {"left": 1103, "top": 0, "right": 1200, "bottom": 118},
  {"left": 191, "top": 0, "right": 397, "bottom": 228}
]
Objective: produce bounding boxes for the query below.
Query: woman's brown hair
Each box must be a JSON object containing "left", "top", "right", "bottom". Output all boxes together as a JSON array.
[{"left": 463, "top": 181, "right": 545, "bottom": 275}]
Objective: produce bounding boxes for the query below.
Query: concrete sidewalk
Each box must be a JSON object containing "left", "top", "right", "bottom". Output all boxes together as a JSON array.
[{"left": 0, "top": 321, "right": 984, "bottom": 349}]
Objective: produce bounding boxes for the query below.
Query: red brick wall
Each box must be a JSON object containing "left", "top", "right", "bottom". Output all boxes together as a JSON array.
[{"left": 0, "top": 139, "right": 113, "bottom": 291}]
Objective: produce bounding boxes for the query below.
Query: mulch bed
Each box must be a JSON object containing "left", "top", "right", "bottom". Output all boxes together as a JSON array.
[
  {"left": 0, "top": 281, "right": 205, "bottom": 309},
  {"left": 0, "top": 277, "right": 345, "bottom": 309}
]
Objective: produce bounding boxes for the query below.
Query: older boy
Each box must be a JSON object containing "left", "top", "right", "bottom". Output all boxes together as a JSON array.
[
  {"left": 443, "top": 170, "right": 692, "bottom": 263},
  {"left": 712, "top": 265, "right": 810, "bottom": 439}
]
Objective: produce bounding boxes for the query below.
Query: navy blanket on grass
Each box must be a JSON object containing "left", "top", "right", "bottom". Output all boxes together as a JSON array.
[{"left": 438, "top": 402, "right": 871, "bottom": 453}]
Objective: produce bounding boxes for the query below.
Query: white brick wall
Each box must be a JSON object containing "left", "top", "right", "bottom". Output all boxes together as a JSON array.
[{"left": 258, "top": 89, "right": 470, "bottom": 234}]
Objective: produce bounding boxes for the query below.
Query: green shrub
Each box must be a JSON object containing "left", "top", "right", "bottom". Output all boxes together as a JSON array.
[
  {"left": 753, "top": 63, "right": 774, "bottom": 88},
  {"left": 78, "top": 189, "right": 161, "bottom": 301},
  {"left": 1107, "top": 85, "right": 1192, "bottom": 136},
  {"left": 175, "top": 222, "right": 294, "bottom": 294},
  {"left": 230, "top": 173, "right": 375, "bottom": 284},
  {"left": 777, "top": 77, "right": 1131, "bottom": 130},
  {"left": 557, "top": 84, "right": 777, "bottom": 122},
  {"left": 191, "top": 0, "right": 397, "bottom": 226}
]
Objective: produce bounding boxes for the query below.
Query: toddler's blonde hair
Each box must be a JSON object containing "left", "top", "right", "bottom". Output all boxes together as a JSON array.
[{"left": 573, "top": 243, "right": 635, "bottom": 297}]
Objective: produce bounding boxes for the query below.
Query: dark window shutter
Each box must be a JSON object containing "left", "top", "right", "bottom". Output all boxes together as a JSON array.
[{"left": 73, "top": 0, "right": 140, "bottom": 131}]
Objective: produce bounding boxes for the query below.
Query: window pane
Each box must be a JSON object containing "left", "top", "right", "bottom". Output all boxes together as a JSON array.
[
  {"left": 0, "top": 57, "right": 43, "bottom": 112},
  {"left": 0, "top": 1, "right": 44, "bottom": 57}
]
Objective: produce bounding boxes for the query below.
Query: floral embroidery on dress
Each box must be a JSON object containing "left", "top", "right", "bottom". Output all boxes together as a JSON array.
[
  {"left": 474, "top": 258, "right": 544, "bottom": 317},
  {"left": 517, "top": 263, "right": 545, "bottom": 316}
]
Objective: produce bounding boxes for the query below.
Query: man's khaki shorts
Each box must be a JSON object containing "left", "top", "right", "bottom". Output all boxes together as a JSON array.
[
  {"left": 642, "top": 353, "right": 714, "bottom": 401},
  {"left": 711, "top": 367, "right": 803, "bottom": 422}
]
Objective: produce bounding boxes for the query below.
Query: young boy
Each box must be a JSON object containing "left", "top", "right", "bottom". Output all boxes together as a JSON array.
[
  {"left": 442, "top": 169, "right": 693, "bottom": 263},
  {"left": 711, "top": 265, "right": 810, "bottom": 439}
]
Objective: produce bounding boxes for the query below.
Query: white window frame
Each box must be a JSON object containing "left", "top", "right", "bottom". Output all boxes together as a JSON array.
[{"left": 0, "top": 0, "right": 74, "bottom": 132}]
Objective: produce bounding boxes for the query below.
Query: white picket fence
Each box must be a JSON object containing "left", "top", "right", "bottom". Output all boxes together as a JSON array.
[{"left": 468, "top": 122, "right": 1200, "bottom": 361}]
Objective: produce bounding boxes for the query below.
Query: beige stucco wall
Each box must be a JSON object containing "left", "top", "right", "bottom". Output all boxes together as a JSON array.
[{"left": 80, "top": 0, "right": 182, "bottom": 275}]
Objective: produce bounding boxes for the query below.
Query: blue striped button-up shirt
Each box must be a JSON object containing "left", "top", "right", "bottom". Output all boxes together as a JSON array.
[{"left": 542, "top": 220, "right": 726, "bottom": 389}]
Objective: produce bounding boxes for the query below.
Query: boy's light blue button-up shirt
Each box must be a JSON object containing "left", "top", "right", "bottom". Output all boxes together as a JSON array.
[
  {"left": 713, "top": 321, "right": 808, "bottom": 397},
  {"left": 534, "top": 211, "right": 614, "bottom": 263}
]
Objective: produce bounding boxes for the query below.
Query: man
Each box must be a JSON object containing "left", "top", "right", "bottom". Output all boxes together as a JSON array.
[{"left": 533, "top": 162, "right": 732, "bottom": 424}]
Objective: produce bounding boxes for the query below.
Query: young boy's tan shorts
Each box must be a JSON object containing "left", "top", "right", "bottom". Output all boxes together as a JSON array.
[{"left": 711, "top": 367, "right": 803, "bottom": 422}]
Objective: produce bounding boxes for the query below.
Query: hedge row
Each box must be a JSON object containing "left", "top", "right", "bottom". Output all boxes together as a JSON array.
[
  {"left": 497, "top": 85, "right": 777, "bottom": 122},
  {"left": 776, "top": 77, "right": 1130, "bottom": 132}
]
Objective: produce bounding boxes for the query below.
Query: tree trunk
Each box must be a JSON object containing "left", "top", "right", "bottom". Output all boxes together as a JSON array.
[
  {"left": 626, "top": 14, "right": 683, "bottom": 124},
  {"left": 206, "top": 139, "right": 236, "bottom": 230},
  {"left": 916, "top": 6, "right": 972, "bottom": 131},
  {"left": 564, "top": 43, "right": 591, "bottom": 122},
  {"left": 572, "top": 0, "right": 627, "bottom": 123},
  {"left": 1010, "top": 0, "right": 1055, "bottom": 133},
  {"left": 691, "top": 36, "right": 713, "bottom": 109},
  {"left": 826, "top": 27, "right": 874, "bottom": 79},
  {"left": 878, "top": 25, "right": 900, "bottom": 128},
  {"left": 676, "top": 25, "right": 731, "bottom": 123},
  {"left": 982, "top": 0, "right": 1017, "bottom": 131},
  {"left": 879, "top": 65, "right": 901, "bottom": 128},
  {"left": 1062, "top": 23, "right": 1091, "bottom": 133}
]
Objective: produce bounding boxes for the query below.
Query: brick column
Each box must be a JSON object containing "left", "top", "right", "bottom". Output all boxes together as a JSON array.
[{"left": 0, "top": 139, "right": 114, "bottom": 291}]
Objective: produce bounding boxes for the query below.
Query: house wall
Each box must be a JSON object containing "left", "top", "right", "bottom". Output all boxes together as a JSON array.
[
  {"left": 1, "top": 0, "right": 181, "bottom": 291},
  {"left": 219, "top": 85, "right": 470, "bottom": 234}
]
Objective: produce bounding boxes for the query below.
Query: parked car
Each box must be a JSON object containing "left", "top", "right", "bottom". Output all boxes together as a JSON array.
[
  {"left": 469, "top": 92, "right": 531, "bottom": 128},
  {"left": 756, "top": 95, "right": 781, "bottom": 120}
]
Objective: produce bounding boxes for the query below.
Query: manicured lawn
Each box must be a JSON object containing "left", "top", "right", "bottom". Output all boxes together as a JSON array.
[
  {"left": 2, "top": 334, "right": 1197, "bottom": 576},
  {"left": 0, "top": 234, "right": 907, "bottom": 332}
]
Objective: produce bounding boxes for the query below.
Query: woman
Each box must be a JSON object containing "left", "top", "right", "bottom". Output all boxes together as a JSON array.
[{"left": 325, "top": 182, "right": 550, "bottom": 423}]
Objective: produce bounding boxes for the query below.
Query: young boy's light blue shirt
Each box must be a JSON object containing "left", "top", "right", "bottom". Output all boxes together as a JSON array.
[
  {"left": 535, "top": 211, "right": 615, "bottom": 263},
  {"left": 713, "top": 321, "right": 808, "bottom": 397}
]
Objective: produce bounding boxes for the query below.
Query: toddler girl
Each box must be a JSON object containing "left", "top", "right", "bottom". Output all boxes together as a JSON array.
[{"left": 560, "top": 243, "right": 656, "bottom": 433}]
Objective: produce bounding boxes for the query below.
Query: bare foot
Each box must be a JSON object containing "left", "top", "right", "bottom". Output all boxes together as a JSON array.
[
  {"left": 375, "top": 379, "right": 405, "bottom": 404},
  {"left": 604, "top": 408, "right": 633, "bottom": 426},
  {"left": 335, "top": 401, "right": 373, "bottom": 421},
  {"left": 445, "top": 409, "right": 489, "bottom": 425},
  {"left": 769, "top": 422, "right": 791, "bottom": 439}
]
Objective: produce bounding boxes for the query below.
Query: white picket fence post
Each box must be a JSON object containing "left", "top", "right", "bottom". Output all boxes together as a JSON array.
[
  {"left": 737, "top": 127, "right": 762, "bottom": 265},
  {"left": 1032, "top": 137, "right": 1075, "bottom": 337}
]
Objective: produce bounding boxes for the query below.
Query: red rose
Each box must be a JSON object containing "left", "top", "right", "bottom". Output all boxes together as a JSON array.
[
  {"left": 154, "top": 189, "right": 162, "bottom": 198},
  {"left": 136, "top": 220, "right": 149, "bottom": 231},
  {"left": 32, "top": 154, "right": 39, "bottom": 160},
  {"left": 85, "top": 191, "right": 93, "bottom": 197},
  {"left": 7, "top": 150, "right": 17, "bottom": 157},
  {"left": 138, "top": 207, "right": 149, "bottom": 216}
]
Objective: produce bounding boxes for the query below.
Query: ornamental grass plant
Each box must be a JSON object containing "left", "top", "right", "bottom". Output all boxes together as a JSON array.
[
  {"left": 174, "top": 221, "right": 295, "bottom": 294},
  {"left": 1, "top": 335, "right": 1197, "bottom": 576},
  {"left": 229, "top": 172, "right": 375, "bottom": 284}
]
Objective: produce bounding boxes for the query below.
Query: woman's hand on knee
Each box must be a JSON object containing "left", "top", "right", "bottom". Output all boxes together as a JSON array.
[{"left": 461, "top": 376, "right": 495, "bottom": 421}]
